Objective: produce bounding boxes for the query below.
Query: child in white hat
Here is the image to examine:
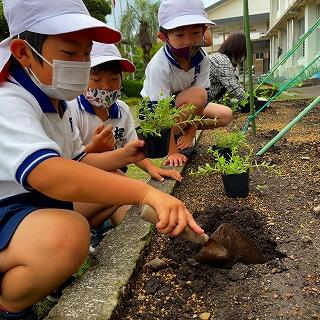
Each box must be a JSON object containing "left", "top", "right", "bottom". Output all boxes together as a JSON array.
[
  {"left": 0, "top": 0, "right": 203, "bottom": 318},
  {"left": 69, "top": 42, "right": 182, "bottom": 250},
  {"left": 141, "top": 0, "right": 233, "bottom": 167}
]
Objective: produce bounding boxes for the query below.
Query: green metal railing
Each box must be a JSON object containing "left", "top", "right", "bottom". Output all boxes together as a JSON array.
[
  {"left": 243, "top": 53, "right": 320, "bottom": 132},
  {"left": 257, "top": 18, "right": 320, "bottom": 90},
  {"left": 256, "top": 96, "right": 320, "bottom": 155}
]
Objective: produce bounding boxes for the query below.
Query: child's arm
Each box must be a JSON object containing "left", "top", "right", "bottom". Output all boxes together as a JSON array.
[
  {"left": 82, "top": 139, "right": 145, "bottom": 171},
  {"left": 27, "top": 157, "right": 202, "bottom": 236},
  {"left": 135, "top": 158, "right": 182, "bottom": 182},
  {"left": 85, "top": 123, "right": 116, "bottom": 153}
]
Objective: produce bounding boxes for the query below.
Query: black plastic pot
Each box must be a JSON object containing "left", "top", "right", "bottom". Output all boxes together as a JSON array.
[
  {"left": 240, "top": 98, "right": 267, "bottom": 113},
  {"left": 211, "top": 145, "right": 232, "bottom": 161},
  {"left": 137, "top": 128, "right": 171, "bottom": 159},
  {"left": 221, "top": 170, "right": 249, "bottom": 198},
  {"left": 254, "top": 98, "right": 268, "bottom": 112}
]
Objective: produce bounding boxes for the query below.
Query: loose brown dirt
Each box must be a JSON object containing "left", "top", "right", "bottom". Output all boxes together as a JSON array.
[{"left": 113, "top": 99, "right": 320, "bottom": 320}]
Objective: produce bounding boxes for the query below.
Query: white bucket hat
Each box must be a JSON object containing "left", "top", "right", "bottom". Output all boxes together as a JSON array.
[
  {"left": 158, "top": 0, "right": 215, "bottom": 30},
  {"left": 0, "top": 0, "right": 122, "bottom": 72},
  {"left": 91, "top": 42, "right": 136, "bottom": 73}
]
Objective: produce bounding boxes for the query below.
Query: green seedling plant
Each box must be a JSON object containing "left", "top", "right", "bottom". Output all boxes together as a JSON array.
[
  {"left": 218, "top": 92, "right": 239, "bottom": 112},
  {"left": 238, "top": 91, "right": 250, "bottom": 110},
  {"left": 137, "top": 95, "right": 207, "bottom": 137},
  {"left": 191, "top": 147, "right": 281, "bottom": 176},
  {"left": 212, "top": 129, "right": 248, "bottom": 150},
  {"left": 257, "top": 89, "right": 272, "bottom": 100}
]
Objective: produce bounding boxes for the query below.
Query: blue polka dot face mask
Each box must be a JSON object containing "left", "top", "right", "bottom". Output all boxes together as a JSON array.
[{"left": 24, "top": 41, "right": 91, "bottom": 101}]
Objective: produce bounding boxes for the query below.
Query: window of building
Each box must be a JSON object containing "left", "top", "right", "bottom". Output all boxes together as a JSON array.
[
  {"left": 297, "top": 17, "right": 305, "bottom": 57},
  {"left": 255, "top": 52, "right": 264, "bottom": 60}
]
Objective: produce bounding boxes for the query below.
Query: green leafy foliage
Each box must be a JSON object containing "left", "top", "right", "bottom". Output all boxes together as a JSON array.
[
  {"left": 120, "top": 0, "right": 160, "bottom": 66},
  {"left": 191, "top": 147, "right": 281, "bottom": 176},
  {"left": 83, "top": 0, "right": 111, "bottom": 22},
  {"left": 219, "top": 92, "right": 239, "bottom": 112},
  {"left": 254, "top": 85, "right": 278, "bottom": 99},
  {"left": 213, "top": 129, "right": 248, "bottom": 150},
  {"left": 137, "top": 95, "right": 206, "bottom": 137},
  {"left": 194, "top": 148, "right": 251, "bottom": 175},
  {"left": 122, "top": 79, "right": 143, "bottom": 98},
  {"left": 0, "top": 0, "right": 9, "bottom": 41},
  {"left": 191, "top": 129, "right": 282, "bottom": 177}
]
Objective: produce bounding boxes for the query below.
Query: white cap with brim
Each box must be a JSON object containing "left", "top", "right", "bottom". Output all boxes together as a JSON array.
[
  {"left": 158, "top": 0, "right": 215, "bottom": 30},
  {"left": 161, "top": 14, "right": 215, "bottom": 30},
  {"left": 0, "top": 0, "right": 122, "bottom": 73},
  {"left": 91, "top": 42, "right": 136, "bottom": 73}
]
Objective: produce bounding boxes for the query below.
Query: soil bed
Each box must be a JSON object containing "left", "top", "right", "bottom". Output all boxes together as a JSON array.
[{"left": 113, "top": 100, "right": 320, "bottom": 320}]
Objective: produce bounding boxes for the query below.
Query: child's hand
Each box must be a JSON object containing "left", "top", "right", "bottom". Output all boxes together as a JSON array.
[
  {"left": 91, "top": 123, "right": 116, "bottom": 152},
  {"left": 148, "top": 166, "right": 182, "bottom": 183},
  {"left": 122, "top": 139, "right": 146, "bottom": 164},
  {"left": 141, "top": 190, "right": 203, "bottom": 236},
  {"left": 164, "top": 152, "right": 187, "bottom": 167}
]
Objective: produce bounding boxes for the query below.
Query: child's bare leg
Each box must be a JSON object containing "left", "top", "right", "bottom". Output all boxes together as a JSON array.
[
  {"left": 201, "top": 102, "right": 233, "bottom": 129},
  {"left": 109, "top": 205, "right": 131, "bottom": 226},
  {"left": 174, "top": 87, "right": 207, "bottom": 149},
  {"left": 74, "top": 202, "right": 131, "bottom": 228},
  {"left": 0, "top": 209, "right": 89, "bottom": 312},
  {"left": 74, "top": 169, "right": 131, "bottom": 228}
]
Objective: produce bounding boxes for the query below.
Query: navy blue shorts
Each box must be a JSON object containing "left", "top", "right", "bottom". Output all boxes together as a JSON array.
[{"left": 0, "top": 192, "right": 73, "bottom": 251}]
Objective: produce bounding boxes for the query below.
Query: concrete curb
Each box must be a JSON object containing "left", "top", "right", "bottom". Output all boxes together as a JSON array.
[{"left": 46, "top": 132, "right": 201, "bottom": 320}]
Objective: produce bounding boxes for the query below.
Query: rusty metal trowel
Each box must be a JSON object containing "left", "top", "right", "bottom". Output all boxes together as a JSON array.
[{"left": 141, "top": 205, "right": 264, "bottom": 268}]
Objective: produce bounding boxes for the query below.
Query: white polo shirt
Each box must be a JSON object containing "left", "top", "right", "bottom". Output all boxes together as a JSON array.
[
  {"left": 0, "top": 67, "right": 86, "bottom": 200},
  {"left": 141, "top": 45, "right": 210, "bottom": 101},
  {"left": 69, "top": 95, "right": 138, "bottom": 149}
]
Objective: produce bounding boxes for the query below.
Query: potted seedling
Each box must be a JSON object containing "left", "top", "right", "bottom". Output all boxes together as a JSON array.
[
  {"left": 239, "top": 91, "right": 270, "bottom": 113},
  {"left": 219, "top": 92, "right": 239, "bottom": 113},
  {"left": 191, "top": 146, "right": 280, "bottom": 198},
  {"left": 137, "top": 95, "right": 204, "bottom": 158},
  {"left": 210, "top": 129, "right": 247, "bottom": 161}
]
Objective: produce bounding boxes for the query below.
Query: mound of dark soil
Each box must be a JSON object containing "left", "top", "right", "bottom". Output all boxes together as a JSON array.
[{"left": 113, "top": 100, "right": 320, "bottom": 320}]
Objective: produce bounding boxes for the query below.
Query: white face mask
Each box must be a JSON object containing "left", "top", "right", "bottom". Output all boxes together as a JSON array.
[
  {"left": 25, "top": 41, "right": 91, "bottom": 101},
  {"left": 85, "top": 88, "right": 121, "bottom": 110}
]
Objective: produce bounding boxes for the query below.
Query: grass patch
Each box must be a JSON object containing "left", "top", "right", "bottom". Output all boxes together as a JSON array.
[
  {"left": 75, "top": 257, "right": 91, "bottom": 278},
  {"left": 127, "top": 158, "right": 165, "bottom": 181}
]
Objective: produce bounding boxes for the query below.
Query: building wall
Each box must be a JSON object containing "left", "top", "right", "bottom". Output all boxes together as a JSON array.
[
  {"left": 208, "top": 20, "right": 269, "bottom": 48},
  {"left": 270, "top": 0, "right": 296, "bottom": 26},
  {"left": 207, "top": 0, "right": 269, "bottom": 20},
  {"left": 268, "top": 0, "right": 320, "bottom": 71},
  {"left": 205, "top": 0, "right": 271, "bottom": 78}
]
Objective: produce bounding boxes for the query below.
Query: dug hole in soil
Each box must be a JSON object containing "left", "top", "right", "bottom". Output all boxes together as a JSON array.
[{"left": 113, "top": 99, "right": 320, "bottom": 320}]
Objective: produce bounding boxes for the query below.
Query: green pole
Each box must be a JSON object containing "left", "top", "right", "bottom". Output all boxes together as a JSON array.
[
  {"left": 243, "top": 0, "right": 256, "bottom": 134},
  {"left": 256, "top": 96, "right": 320, "bottom": 155}
]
